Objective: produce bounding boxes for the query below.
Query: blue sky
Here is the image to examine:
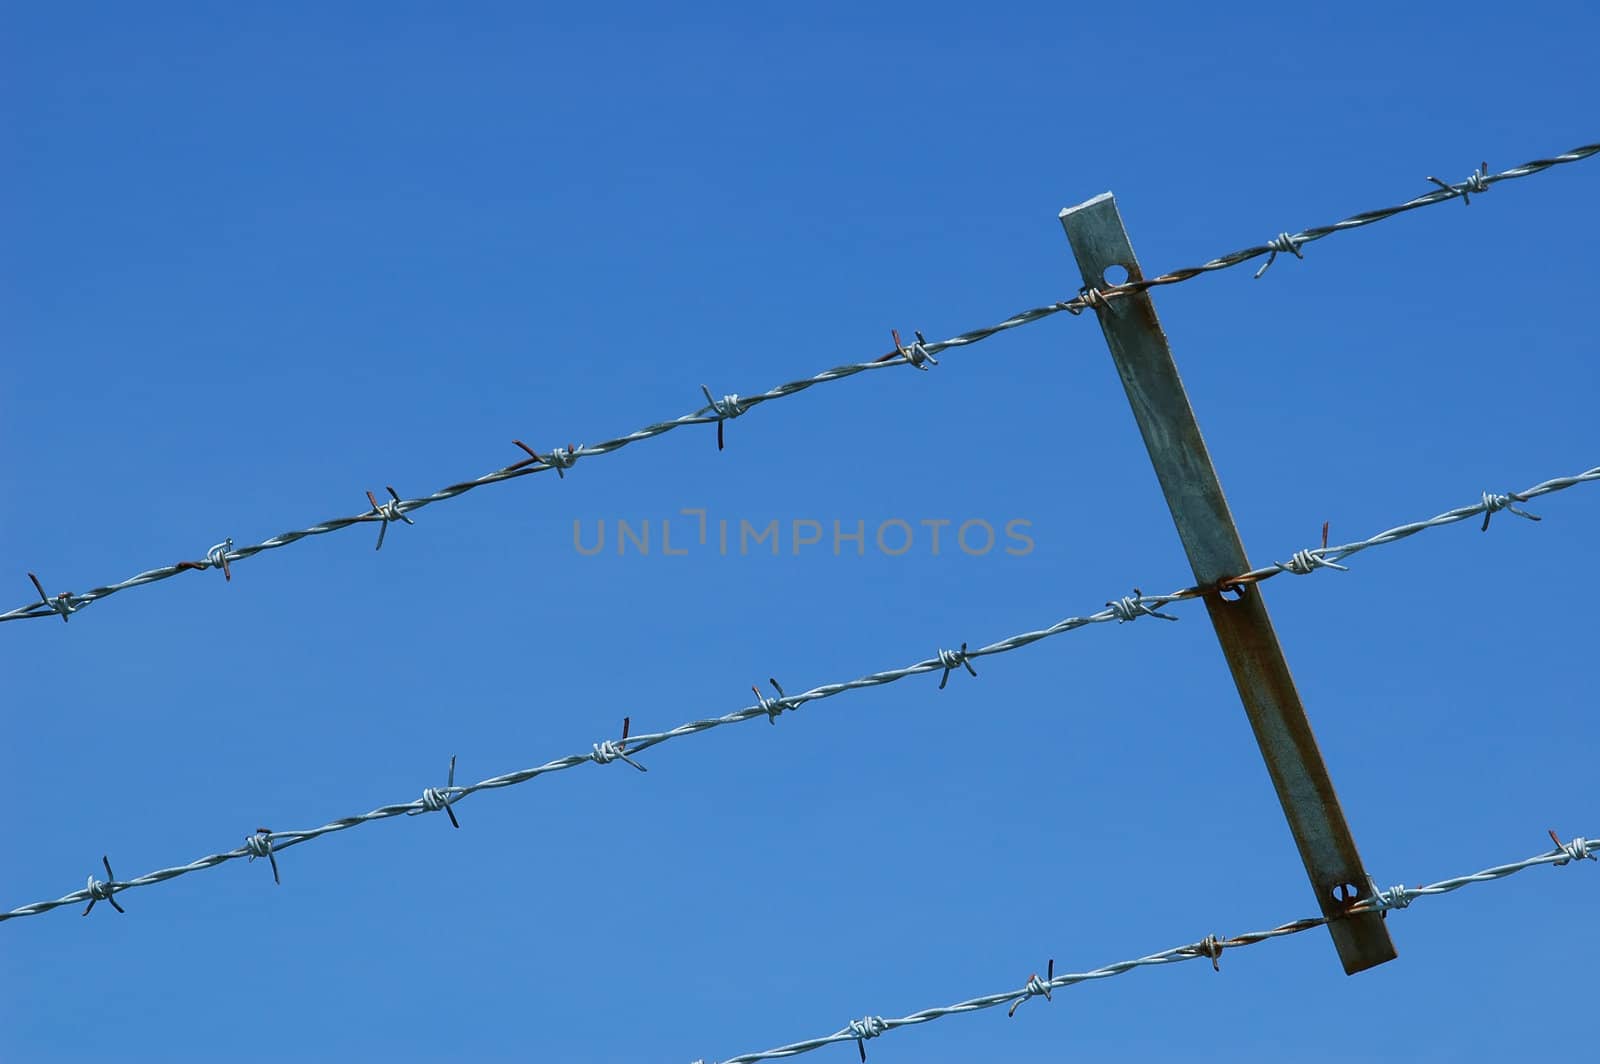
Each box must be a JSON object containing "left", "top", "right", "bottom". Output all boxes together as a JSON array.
[{"left": 3, "top": 4, "right": 1596, "bottom": 1062}]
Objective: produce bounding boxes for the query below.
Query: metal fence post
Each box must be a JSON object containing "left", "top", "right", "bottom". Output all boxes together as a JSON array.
[{"left": 1059, "top": 192, "right": 1397, "bottom": 974}]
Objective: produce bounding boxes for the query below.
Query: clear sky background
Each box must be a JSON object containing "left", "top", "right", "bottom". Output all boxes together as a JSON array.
[{"left": 3, "top": 4, "right": 1596, "bottom": 1062}]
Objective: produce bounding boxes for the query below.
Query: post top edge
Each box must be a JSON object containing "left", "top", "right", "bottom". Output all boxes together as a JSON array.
[{"left": 1059, "top": 191, "right": 1116, "bottom": 218}]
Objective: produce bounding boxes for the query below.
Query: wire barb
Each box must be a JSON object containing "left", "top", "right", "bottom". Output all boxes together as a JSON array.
[
  {"left": 411, "top": 755, "right": 461, "bottom": 828},
  {"left": 848, "top": 1016, "right": 887, "bottom": 1061},
  {"left": 1067, "top": 285, "right": 1114, "bottom": 315},
  {"left": 1106, "top": 589, "right": 1179, "bottom": 623},
  {"left": 1274, "top": 547, "right": 1349, "bottom": 576},
  {"left": 1549, "top": 829, "right": 1594, "bottom": 866},
  {"left": 753, "top": 678, "right": 789, "bottom": 724},
  {"left": 1008, "top": 958, "right": 1054, "bottom": 1017},
  {"left": 591, "top": 717, "right": 648, "bottom": 772},
  {"left": 1363, "top": 875, "right": 1412, "bottom": 912},
  {"left": 512, "top": 440, "right": 580, "bottom": 479},
  {"left": 27, "top": 572, "right": 80, "bottom": 623},
  {"left": 548, "top": 446, "right": 579, "bottom": 477},
  {"left": 1427, "top": 161, "right": 1490, "bottom": 206},
  {"left": 366, "top": 487, "right": 414, "bottom": 551},
  {"left": 206, "top": 539, "right": 234, "bottom": 581},
  {"left": 1253, "top": 232, "right": 1306, "bottom": 278},
  {"left": 700, "top": 385, "right": 747, "bottom": 451},
  {"left": 1191, "top": 934, "right": 1225, "bottom": 971},
  {"left": 246, "top": 828, "right": 280, "bottom": 885},
  {"left": 1480, "top": 490, "right": 1541, "bottom": 531},
  {"left": 890, "top": 328, "right": 938, "bottom": 370},
  {"left": 82, "top": 856, "right": 125, "bottom": 916},
  {"left": 509, "top": 440, "right": 543, "bottom": 472},
  {"left": 936, "top": 643, "right": 977, "bottom": 689}
]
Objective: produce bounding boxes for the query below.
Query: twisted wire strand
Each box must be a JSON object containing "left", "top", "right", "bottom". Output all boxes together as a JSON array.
[
  {"left": 695, "top": 834, "right": 1595, "bottom": 1063},
  {"left": 1165, "top": 467, "right": 1599, "bottom": 601},
  {"left": 1106, "top": 142, "right": 1600, "bottom": 294},
  {"left": 3, "top": 466, "right": 1592, "bottom": 924},
  {"left": 6, "top": 142, "right": 1595, "bottom": 626}
]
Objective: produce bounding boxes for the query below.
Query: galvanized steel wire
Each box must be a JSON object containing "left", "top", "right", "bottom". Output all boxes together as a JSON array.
[
  {"left": 4, "top": 465, "right": 1593, "bottom": 923},
  {"left": 693, "top": 833, "right": 1596, "bottom": 1064},
  {"left": 7, "top": 140, "right": 1596, "bottom": 626}
]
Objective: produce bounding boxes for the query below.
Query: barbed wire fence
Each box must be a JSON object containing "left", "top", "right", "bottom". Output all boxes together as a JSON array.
[
  {"left": 7, "top": 142, "right": 1596, "bottom": 627},
  {"left": 7, "top": 137, "right": 1597, "bottom": 1063},
  {"left": 693, "top": 831, "right": 1596, "bottom": 1064},
  {"left": 4, "top": 465, "right": 1594, "bottom": 923}
]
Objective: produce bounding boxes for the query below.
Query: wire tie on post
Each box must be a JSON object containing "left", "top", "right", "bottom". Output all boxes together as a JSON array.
[
  {"left": 1480, "top": 490, "right": 1541, "bottom": 531},
  {"left": 699, "top": 385, "right": 747, "bottom": 451},
  {"left": 591, "top": 716, "right": 648, "bottom": 772},
  {"left": 891, "top": 328, "right": 938, "bottom": 370},
  {"left": 1106, "top": 588, "right": 1179, "bottom": 623},
  {"left": 27, "top": 572, "right": 80, "bottom": 623},
  {"left": 82, "top": 856, "right": 125, "bottom": 916},
  {"left": 1427, "top": 161, "right": 1489, "bottom": 206},
  {"left": 246, "top": 828, "right": 280, "bottom": 885},
  {"left": 753, "top": 678, "right": 788, "bottom": 725},
  {"left": 1008, "top": 958, "right": 1054, "bottom": 1017},
  {"left": 366, "top": 487, "right": 414, "bottom": 551},
  {"left": 1253, "top": 232, "right": 1305, "bottom": 279},
  {"left": 1549, "top": 829, "right": 1595, "bottom": 866},
  {"left": 410, "top": 755, "right": 461, "bottom": 828},
  {"left": 848, "top": 1016, "right": 887, "bottom": 1062},
  {"left": 936, "top": 643, "right": 977, "bottom": 690},
  {"left": 206, "top": 538, "right": 234, "bottom": 581}
]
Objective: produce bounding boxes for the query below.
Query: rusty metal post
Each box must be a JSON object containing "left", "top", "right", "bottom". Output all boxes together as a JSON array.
[{"left": 1059, "top": 193, "right": 1397, "bottom": 974}]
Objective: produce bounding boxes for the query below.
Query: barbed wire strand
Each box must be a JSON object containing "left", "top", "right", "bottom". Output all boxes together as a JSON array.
[
  {"left": 3, "top": 466, "right": 1592, "bottom": 924},
  {"left": 693, "top": 832, "right": 1596, "bottom": 1064},
  {"left": 6, "top": 141, "right": 1595, "bottom": 626}
]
